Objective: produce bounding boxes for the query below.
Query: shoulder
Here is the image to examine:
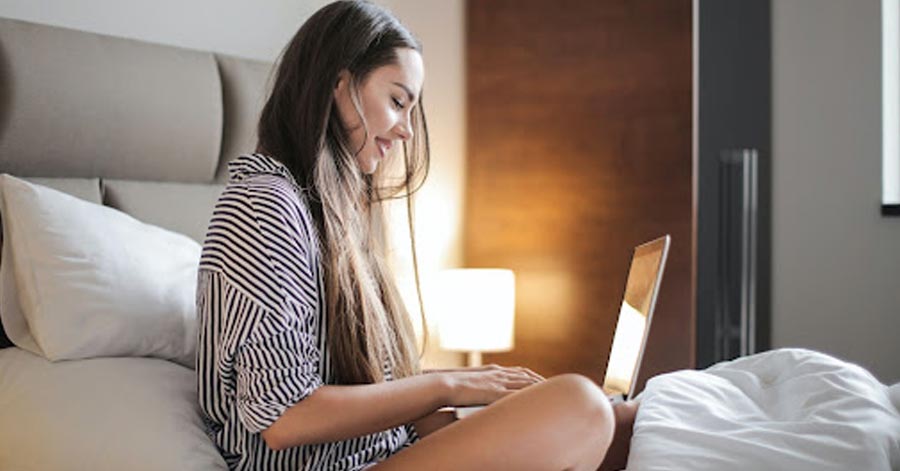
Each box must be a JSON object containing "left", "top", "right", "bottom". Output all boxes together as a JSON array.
[
  {"left": 201, "top": 172, "right": 320, "bottom": 269},
  {"left": 213, "top": 175, "right": 317, "bottom": 242},
  {"left": 200, "top": 178, "right": 321, "bottom": 313},
  {"left": 216, "top": 153, "right": 317, "bottom": 231}
]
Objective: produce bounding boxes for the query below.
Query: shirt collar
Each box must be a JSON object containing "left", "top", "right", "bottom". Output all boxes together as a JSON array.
[{"left": 227, "top": 153, "right": 298, "bottom": 185}]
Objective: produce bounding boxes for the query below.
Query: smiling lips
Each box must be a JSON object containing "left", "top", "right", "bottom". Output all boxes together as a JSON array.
[{"left": 375, "top": 137, "right": 392, "bottom": 158}]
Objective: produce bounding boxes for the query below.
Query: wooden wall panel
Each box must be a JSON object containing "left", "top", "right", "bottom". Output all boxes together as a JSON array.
[{"left": 464, "top": 0, "right": 694, "bottom": 391}]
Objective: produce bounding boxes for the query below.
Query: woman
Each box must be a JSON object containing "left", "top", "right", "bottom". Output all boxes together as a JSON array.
[{"left": 196, "top": 1, "right": 636, "bottom": 469}]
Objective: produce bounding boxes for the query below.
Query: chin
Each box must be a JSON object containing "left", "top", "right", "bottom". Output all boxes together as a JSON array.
[
  {"left": 355, "top": 153, "right": 380, "bottom": 175},
  {"left": 362, "top": 159, "right": 379, "bottom": 175}
]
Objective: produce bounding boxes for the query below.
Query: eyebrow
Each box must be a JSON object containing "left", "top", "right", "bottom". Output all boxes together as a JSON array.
[{"left": 392, "top": 82, "right": 418, "bottom": 103}]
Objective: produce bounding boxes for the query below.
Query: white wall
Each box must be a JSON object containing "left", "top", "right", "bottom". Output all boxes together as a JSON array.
[
  {"left": 0, "top": 0, "right": 337, "bottom": 61},
  {"left": 0, "top": 0, "right": 466, "bottom": 367},
  {"left": 772, "top": 0, "right": 900, "bottom": 383},
  {"left": 377, "top": 0, "right": 467, "bottom": 368}
]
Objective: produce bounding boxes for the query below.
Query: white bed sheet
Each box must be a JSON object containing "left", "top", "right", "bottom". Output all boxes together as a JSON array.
[
  {"left": 628, "top": 348, "right": 900, "bottom": 470},
  {"left": 0, "top": 347, "right": 226, "bottom": 470}
]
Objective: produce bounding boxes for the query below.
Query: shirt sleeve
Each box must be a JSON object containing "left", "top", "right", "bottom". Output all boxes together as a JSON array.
[
  {"left": 232, "top": 295, "right": 324, "bottom": 434},
  {"left": 402, "top": 423, "right": 420, "bottom": 447},
  {"left": 205, "top": 178, "right": 326, "bottom": 434}
]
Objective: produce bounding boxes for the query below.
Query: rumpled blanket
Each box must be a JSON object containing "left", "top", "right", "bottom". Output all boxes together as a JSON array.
[{"left": 627, "top": 348, "right": 900, "bottom": 470}]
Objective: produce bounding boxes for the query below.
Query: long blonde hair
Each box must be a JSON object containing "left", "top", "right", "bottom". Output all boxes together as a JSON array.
[{"left": 255, "top": 1, "right": 429, "bottom": 384}]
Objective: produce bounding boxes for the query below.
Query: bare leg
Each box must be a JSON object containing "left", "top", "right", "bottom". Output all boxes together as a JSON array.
[
  {"left": 371, "top": 374, "right": 615, "bottom": 471},
  {"left": 598, "top": 400, "right": 639, "bottom": 471}
]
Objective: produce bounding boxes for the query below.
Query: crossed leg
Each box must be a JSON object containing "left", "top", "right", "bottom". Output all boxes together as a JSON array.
[{"left": 371, "top": 374, "right": 617, "bottom": 471}]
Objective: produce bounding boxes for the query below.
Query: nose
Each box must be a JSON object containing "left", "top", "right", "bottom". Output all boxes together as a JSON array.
[{"left": 395, "top": 117, "right": 414, "bottom": 142}]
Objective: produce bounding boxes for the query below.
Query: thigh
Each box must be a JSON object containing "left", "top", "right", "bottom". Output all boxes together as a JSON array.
[{"left": 371, "top": 374, "right": 615, "bottom": 471}]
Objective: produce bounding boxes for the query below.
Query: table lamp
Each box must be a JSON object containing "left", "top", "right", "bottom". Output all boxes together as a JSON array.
[{"left": 435, "top": 268, "right": 515, "bottom": 367}]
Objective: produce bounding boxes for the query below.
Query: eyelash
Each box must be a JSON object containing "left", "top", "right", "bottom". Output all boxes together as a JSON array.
[{"left": 392, "top": 97, "right": 404, "bottom": 110}]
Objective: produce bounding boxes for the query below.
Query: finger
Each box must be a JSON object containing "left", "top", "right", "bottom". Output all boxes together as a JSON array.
[
  {"left": 500, "top": 372, "right": 540, "bottom": 387},
  {"left": 507, "top": 366, "right": 545, "bottom": 382},
  {"left": 503, "top": 369, "right": 542, "bottom": 384},
  {"left": 503, "top": 379, "right": 538, "bottom": 390},
  {"left": 518, "top": 367, "right": 545, "bottom": 382}
]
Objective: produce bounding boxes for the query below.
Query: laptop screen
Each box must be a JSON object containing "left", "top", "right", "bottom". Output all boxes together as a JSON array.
[{"left": 602, "top": 235, "right": 670, "bottom": 398}]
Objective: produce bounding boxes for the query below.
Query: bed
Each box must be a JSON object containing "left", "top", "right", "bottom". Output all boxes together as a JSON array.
[
  {"left": 0, "top": 17, "right": 267, "bottom": 470},
  {"left": 0, "top": 16, "right": 898, "bottom": 471},
  {"left": 629, "top": 348, "right": 899, "bottom": 470}
]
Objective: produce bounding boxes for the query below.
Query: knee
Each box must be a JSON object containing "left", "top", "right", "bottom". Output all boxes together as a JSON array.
[
  {"left": 549, "top": 373, "right": 609, "bottom": 408},
  {"left": 548, "top": 374, "right": 615, "bottom": 443}
]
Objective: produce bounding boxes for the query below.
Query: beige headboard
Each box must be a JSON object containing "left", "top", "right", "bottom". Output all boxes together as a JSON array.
[{"left": 0, "top": 17, "right": 274, "bottom": 346}]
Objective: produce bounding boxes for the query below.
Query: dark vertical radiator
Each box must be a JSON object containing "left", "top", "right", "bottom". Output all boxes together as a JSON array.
[
  {"left": 716, "top": 149, "right": 758, "bottom": 360},
  {"left": 696, "top": 0, "right": 770, "bottom": 368}
]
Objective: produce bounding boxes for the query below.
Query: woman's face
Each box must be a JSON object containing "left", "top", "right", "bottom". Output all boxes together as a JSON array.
[{"left": 333, "top": 48, "right": 425, "bottom": 175}]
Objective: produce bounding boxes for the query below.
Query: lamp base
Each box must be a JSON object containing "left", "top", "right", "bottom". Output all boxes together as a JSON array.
[{"left": 467, "top": 351, "right": 482, "bottom": 367}]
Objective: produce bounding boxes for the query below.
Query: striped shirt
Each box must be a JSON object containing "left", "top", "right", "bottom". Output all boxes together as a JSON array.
[{"left": 196, "top": 153, "right": 417, "bottom": 470}]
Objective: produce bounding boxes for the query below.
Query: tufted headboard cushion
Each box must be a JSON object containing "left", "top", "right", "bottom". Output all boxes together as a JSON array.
[{"left": 0, "top": 18, "right": 274, "bottom": 347}]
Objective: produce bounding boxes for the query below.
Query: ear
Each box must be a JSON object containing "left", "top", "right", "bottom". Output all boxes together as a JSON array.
[{"left": 334, "top": 69, "right": 350, "bottom": 92}]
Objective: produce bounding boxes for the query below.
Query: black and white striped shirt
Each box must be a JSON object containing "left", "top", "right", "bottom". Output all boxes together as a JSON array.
[{"left": 196, "top": 153, "right": 417, "bottom": 470}]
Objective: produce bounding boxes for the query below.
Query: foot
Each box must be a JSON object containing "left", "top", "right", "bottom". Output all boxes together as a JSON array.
[{"left": 597, "top": 400, "right": 639, "bottom": 470}]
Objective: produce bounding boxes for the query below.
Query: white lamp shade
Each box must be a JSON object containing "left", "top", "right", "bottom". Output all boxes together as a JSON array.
[{"left": 436, "top": 269, "right": 515, "bottom": 353}]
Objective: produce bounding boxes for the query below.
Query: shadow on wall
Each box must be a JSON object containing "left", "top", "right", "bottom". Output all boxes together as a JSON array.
[{"left": 0, "top": 40, "right": 10, "bottom": 144}]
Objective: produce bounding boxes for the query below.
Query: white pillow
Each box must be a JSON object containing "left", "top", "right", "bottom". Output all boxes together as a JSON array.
[
  {"left": 0, "top": 174, "right": 200, "bottom": 367},
  {"left": 0, "top": 177, "right": 102, "bottom": 348},
  {"left": 0, "top": 347, "right": 227, "bottom": 470}
]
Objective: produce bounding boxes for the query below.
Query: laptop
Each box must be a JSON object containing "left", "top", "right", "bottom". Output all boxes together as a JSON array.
[{"left": 454, "top": 235, "right": 671, "bottom": 418}]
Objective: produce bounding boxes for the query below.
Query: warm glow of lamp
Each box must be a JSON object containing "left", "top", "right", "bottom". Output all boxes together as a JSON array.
[
  {"left": 435, "top": 269, "right": 515, "bottom": 366},
  {"left": 603, "top": 301, "right": 648, "bottom": 395}
]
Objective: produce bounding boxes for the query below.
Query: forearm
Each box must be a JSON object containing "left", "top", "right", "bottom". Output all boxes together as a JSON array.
[
  {"left": 412, "top": 408, "right": 457, "bottom": 438},
  {"left": 263, "top": 373, "right": 449, "bottom": 450}
]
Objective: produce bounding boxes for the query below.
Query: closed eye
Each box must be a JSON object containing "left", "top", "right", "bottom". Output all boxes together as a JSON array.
[{"left": 392, "top": 97, "right": 404, "bottom": 110}]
